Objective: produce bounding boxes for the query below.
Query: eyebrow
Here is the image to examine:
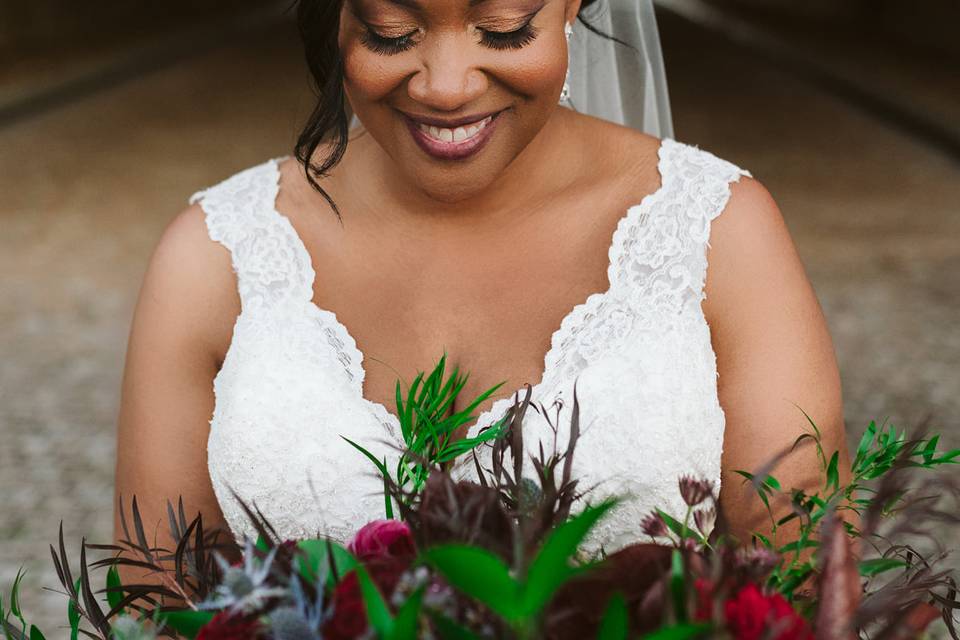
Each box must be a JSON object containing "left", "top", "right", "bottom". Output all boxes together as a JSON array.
[{"left": 383, "top": 0, "right": 493, "bottom": 9}]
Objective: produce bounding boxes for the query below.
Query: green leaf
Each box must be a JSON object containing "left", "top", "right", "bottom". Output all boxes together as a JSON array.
[
  {"left": 825, "top": 451, "right": 840, "bottom": 492},
  {"left": 67, "top": 579, "right": 80, "bottom": 640},
  {"left": 423, "top": 546, "right": 520, "bottom": 621},
  {"left": 752, "top": 532, "right": 773, "bottom": 548},
  {"left": 9, "top": 568, "right": 24, "bottom": 622},
  {"left": 342, "top": 436, "right": 391, "bottom": 479},
  {"left": 853, "top": 421, "right": 877, "bottom": 469},
  {"left": 429, "top": 613, "right": 481, "bottom": 640},
  {"left": 858, "top": 558, "right": 909, "bottom": 576},
  {"left": 656, "top": 510, "right": 705, "bottom": 544},
  {"left": 254, "top": 535, "right": 269, "bottom": 553},
  {"left": 642, "top": 623, "right": 712, "bottom": 640},
  {"left": 389, "top": 586, "right": 424, "bottom": 640},
  {"left": 157, "top": 610, "right": 215, "bottom": 639},
  {"left": 28, "top": 626, "right": 45, "bottom": 640},
  {"left": 297, "top": 539, "right": 355, "bottom": 587},
  {"left": 105, "top": 565, "right": 123, "bottom": 613},
  {"left": 777, "top": 539, "right": 819, "bottom": 554},
  {"left": 522, "top": 500, "right": 617, "bottom": 615},
  {"left": 597, "top": 593, "right": 628, "bottom": 640},
  {"left": 356, "top": 565, "right": 395, "bottom": 638},
  {"left": 669, "top": 549, "right": 687, "bottom": 622}
]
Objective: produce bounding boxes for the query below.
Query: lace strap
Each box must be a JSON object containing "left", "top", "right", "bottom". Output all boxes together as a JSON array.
[
  {"left": 190, "top": 158, "right": 312, "bottom": 313},
  {"left": 611, "top": 139, "right": 752, "bottom": 315},
  {"left": 670, "top": 141, "right": 753, "bottom": 307}
]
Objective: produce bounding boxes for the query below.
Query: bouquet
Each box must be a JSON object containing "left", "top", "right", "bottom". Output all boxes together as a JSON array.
[{"left": 3, "top": 356, "right": 958, "bottom": 639}]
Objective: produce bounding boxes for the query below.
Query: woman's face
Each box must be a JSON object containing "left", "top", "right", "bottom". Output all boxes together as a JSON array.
[{"left": 339, "top": 0, "right": 580, "bottom": 203}]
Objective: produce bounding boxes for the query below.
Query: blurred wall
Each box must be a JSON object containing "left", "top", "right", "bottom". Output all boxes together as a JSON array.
[
  {"left": 703, "top": 0, "right": 960, "bottom": 56},
  {"left": 0, "top": 0, "right": 273, "bottom": 52}
]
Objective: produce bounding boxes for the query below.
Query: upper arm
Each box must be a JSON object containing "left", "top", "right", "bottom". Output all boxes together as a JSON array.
[
  {"left": 703, "top": 176, "right": 850, "bottom": 543},
  {"left": 113, "top": 204, "right": 241, "bottom": 582}
]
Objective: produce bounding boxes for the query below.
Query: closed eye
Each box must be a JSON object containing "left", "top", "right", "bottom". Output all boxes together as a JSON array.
[
  {"left": 480, "top": 20, "right": 539, "bottom": 50},
  {"left": 361, "top": 26, "right": 419, "bottom": 55}
]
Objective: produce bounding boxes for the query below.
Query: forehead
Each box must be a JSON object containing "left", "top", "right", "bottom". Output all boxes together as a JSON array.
[{"left": 348, "top": 0, "right": 529, "bottom": 12}]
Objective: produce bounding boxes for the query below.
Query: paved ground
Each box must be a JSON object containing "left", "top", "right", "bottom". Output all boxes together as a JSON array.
[{"left": 1, "top": 11, "right": 958, "bottom": 633}]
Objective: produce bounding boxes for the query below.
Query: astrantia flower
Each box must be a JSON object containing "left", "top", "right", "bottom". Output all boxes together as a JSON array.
[
  {"left": 640, "top": 512, "right": 669, "bottom": 538},
  {"left": 196, "top": 611, "right": 262, "bottom": 640},
  {"left": 201, "top": 539, "right": 287, "bottom": 615},
  {"left": 693, "top": 507, "right": 717, "bottom": 534},
  {"left": 679, "top": 475, "right": 714, "bottom": 507},
  {"left": 734, "top": 547, "right": 781, "bottom": 579}
]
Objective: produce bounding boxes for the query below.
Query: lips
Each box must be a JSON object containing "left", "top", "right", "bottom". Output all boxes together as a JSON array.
[{"left": 402, "top": 109, "right": 504, "bottom": 161}]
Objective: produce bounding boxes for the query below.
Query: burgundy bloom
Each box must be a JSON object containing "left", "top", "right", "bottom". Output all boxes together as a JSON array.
[
  {"left": 678, "top": 475, "right": 714, "bottom": 507},
  {"left": 347, "top": 520, "right": 416, "bottom": 563},
  {"left": 325, "top": 558, "right": 410, "bottom": 640},
  {"left": 724, "top": 583, "right": 812, "bottom": 640},
  {"left": 196, "top": 611, "right": 262, "bottom": 640},
  {"left": 326, "top": 521, "right": 418, "bottom": 639},
  {"left": 693, "top": 507, "right": 716, "bottom": 534},
  {"left": 640, "top": 512, "right": 669, "bottom": 538}
]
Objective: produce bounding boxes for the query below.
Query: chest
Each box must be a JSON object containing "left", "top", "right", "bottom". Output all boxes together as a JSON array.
[{"left": 298, "top": 196, "right": 644, "bottom": 422}]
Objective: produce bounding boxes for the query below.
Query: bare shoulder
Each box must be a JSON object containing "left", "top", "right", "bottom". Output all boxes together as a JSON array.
[
  {"left": 704, "top": 175, "right": 800, "bottom": 318},
  {"left": 136, "top": 203, "right": 240, "bottom": 368}
]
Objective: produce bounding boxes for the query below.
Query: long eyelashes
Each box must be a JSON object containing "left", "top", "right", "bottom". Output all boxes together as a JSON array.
[
  {"left": 359, "top": 19, "right": 540, "bottom": 56},
  {"left": 360, "top": 28, "right": 418, "bottom": 55},
  {"left": 480, "top": 22, "right": 539, "bottom": 50}
]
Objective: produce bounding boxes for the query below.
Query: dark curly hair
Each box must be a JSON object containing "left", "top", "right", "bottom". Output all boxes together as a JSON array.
[{"left": 294, "top": 0, "right": 622, "bottom": 218}]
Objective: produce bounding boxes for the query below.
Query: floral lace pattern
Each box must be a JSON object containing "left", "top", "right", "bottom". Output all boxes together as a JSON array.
[{"left": 192, "top": 137, "right": 752, "bottom": 550}]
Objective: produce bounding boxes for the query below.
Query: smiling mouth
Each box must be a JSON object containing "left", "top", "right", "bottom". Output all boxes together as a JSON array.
[
  {"left": 402, "top": 110, "right": 505, "bottom": 161},
  {"left": 414, "top": 115, "right": 494, "bottom": 144}
]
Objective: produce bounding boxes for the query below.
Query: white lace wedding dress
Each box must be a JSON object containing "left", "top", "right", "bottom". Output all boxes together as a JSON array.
[{"left": 191, "top": 137, "right": 752, "bottom": 553}]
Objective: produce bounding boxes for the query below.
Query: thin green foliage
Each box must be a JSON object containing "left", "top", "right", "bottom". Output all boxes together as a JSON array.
[
  {"left": 345, "top": 353, "right": 510, "bottom": 512},
  {"left": 736, "top": 411, "right": 960, "bottom": 599}
]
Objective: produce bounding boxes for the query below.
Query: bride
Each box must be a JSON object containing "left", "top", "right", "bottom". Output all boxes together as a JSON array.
[{"left": 114, "top": 0, "right": 849, "bottom": 558}]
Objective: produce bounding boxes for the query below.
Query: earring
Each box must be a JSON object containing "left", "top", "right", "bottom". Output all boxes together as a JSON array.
[{"left": 559, "top": 21, "right": 573, "bottom": 104}]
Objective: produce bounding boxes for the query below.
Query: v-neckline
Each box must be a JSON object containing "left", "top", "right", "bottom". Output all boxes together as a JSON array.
[{"left": 266, "top": 137, "right": 676, "bottom": 443}]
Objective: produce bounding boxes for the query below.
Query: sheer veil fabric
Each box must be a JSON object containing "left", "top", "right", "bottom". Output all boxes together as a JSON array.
[{"left": 568, "top": 0, "right": 674, "bottom": 138}]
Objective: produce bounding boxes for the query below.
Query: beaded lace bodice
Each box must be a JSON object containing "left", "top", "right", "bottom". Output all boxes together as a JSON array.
[{"left": 192, "top": 137, "right": 752, "bottom": 553}]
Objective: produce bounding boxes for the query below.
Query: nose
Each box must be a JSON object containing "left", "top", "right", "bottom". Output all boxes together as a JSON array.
[{"left": 406, "top": 33, "right": 488, "bottom": 112}]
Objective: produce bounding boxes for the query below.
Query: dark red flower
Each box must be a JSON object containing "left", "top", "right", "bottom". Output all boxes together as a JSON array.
[
  {"left": 724, "top": 583, "right": 812, "bottom": 640},
  {"left": 324, "top": 558, "right": 410, "bottom": 640},
  {"left": 347, "top": 520, "right": 416, "bottom": 563},
  {"left": 326, "top": 521, "right": 417, "bottom": 640},
  {"left": 196, "top": 611, "right": 262, "bottom": 640}
]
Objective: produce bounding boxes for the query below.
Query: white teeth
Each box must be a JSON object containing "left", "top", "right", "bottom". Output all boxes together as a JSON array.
[{"left": 416, "top": 116, "right": 492, "bottom": 144}]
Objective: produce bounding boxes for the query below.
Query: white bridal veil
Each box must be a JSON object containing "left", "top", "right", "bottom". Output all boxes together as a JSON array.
[{"left": 567, "top": 0, "right": 674, "bottom": 139}]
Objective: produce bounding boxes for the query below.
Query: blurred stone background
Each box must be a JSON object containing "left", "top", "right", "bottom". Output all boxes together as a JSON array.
[{"left": 1, "top": 0, "right": 958, "bottom": 633}]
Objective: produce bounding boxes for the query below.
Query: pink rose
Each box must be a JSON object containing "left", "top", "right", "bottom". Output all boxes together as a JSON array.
[{"left": 347, "top": 520, "right": 416, "bottom": 563}]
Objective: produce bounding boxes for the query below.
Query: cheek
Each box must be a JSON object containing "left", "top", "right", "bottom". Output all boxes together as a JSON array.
[
  {"left": 341, "top": 41, "right": 410, "bottom": 103},
  {"left": 490, "top": 36, "right": 568, "bottom": 102}
]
